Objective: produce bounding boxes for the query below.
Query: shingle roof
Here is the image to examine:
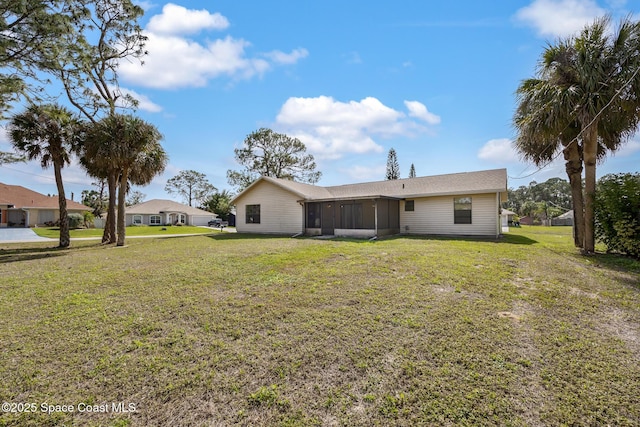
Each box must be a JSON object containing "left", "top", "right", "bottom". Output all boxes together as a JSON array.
[
  {"left": 235, "top": 169, "right": 507, "bottom": 203},
  {"left": 0, "top": 182, "right": 88, "bottom": 210},
  {"left": 125, "top": 199, "right": 215, "bottom": 216}
]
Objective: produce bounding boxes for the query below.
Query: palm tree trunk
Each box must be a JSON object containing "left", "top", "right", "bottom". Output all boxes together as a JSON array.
[
  {"left": 103, "top": 172, "right": 117, "bottom": 244},
  {"left": 116, "top": 169, "right": 129, "bottom": 246},
  {"left": 54, "top": 162, "right": 70, "bottom": 248},
  {"left": 562, "top": 141, "right": 585, "bottom": 248},
  {"left": 583, "top": 122, "right": 598, "bottom": 254}
]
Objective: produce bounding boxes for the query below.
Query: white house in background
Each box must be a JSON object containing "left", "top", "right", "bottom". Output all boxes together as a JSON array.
[
  {"left": 231, "top": 169, "right": 508, "bottom": 238},
  {"left": 125, "top": 199, "right": 216, "bottom": 226}
]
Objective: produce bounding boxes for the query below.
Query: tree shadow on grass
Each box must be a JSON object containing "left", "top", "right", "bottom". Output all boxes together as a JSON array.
[
  {"left": 0, "top": 242, "right": 102, "bottom": 264},
  {"left": 0, "top": 246, "right": 68, "bottom": 264},
  {"left": 591, "top": 253, "right": 640, "bottom": 288},
  {"left": 205, "top": 233, "right": 288, "bottom": 241},
  {"left": 202, "top": 232, "right": 539, "bottom": 245}
]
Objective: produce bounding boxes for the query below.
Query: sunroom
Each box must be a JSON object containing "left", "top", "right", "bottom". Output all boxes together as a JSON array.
[{"left": 304, "top": 197, "right": 400, "bottom": 238}]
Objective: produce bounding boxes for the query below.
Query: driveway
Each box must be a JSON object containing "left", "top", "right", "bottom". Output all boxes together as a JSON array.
[{"left": 0, "top": 228, "right": 55, "bottom": 243}]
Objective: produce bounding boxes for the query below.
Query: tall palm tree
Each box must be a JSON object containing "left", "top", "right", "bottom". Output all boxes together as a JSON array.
[
  {"left": 8, "top": 104, "right": 82, "bottom": 248},
  {"left": 79, "top": 114, "right": 165, "bottom": 246},
  {"left": 514, "top": 16, "right": 640, "bottom": 254},
  {"left": 514, "top": 78, "right": 586, "bottom": 248},
  {"left": 111, "top": 115, "right": 164, "bottom": 246},
  {"left": 79, "top": 122, "right": 118, "bottom": 244}
]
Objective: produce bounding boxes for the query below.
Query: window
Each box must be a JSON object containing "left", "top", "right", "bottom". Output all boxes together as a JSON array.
[
  {"left": 454, "top": 197, "right": 472, "bottom": 224},
  {"left": 133, "top": 215, "right": 142, "bottom": 225},
  {"left": 405, "top": 200, "right": 415, "bottom": 212},
  {"left": 150, "top": 215, "right": 161, "bottom": 225},
  {"left": 246, "top": 204, "right": 260, "bottom": 224}
]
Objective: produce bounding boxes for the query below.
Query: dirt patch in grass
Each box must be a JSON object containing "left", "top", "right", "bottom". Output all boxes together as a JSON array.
[{"left": 0, "top": 227, "right": 638, "bottom": 426}]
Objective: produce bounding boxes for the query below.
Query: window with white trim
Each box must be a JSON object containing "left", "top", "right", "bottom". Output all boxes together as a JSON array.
[
  {"left": 454, "top": 197, "right": 472, "bottom": 224},
  {"left": 133, "top": 215, "right": 143, "bottom": 225},
  {"left": 150, "top": 215, "right": 161, "bottom": 225}
]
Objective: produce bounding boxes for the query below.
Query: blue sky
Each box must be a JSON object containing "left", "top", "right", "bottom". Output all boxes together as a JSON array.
[{"left": 1, "top": 0, "right": 639, "bottom": 203}]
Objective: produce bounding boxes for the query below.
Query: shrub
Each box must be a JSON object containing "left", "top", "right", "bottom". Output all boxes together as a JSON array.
[
  {"left": 68, "top": 213, "right": 85, "bottom": 229},
  {"left": 595, "top": 173, "right": 640, "bottom": 258},
  {"left": 83, "top": 211, "right": 95, "bottom": 227}
]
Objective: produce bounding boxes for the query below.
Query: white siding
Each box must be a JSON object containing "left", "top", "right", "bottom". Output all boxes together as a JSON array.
[
  {"left": 190, "top": 215, "right": 215, "bottom": 226},
  {"left": 234, "top": 180, "right": 304, "bottom": 234},
  {"left": 400, "top": 193, "right": 500, "bottom": 237}
]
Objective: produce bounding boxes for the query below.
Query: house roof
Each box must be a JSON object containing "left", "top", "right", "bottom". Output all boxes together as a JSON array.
[
  {"left": 0, "top": 182, "right": 88, "bottom": 210},
  {"left": 125, "top": 199, "right": 216, "bottom": 216},
  {"left": 232, "top": 169, "right": 508, "bottom": 204},
  {"left": 555, "top": 210, "right": 574, "bottom": 219}
]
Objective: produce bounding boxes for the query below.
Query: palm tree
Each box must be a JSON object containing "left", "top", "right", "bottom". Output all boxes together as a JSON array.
[
  {"left": 81, "top": 114, "right": 165, "bottom": 246},
  {"left": 514, "top": 16, "right": 640, "bottom": 253},
  {"left": 79, "top": 123, "right": 118, "bottom": 244},
  {"left": 111, "top": 115, "right": 165, "bottom": 246},
  {"left": 514, "top": 78, "right": 586, "bottom": 247},
  {"left": 79, "top": 114, "right": 166, "bottom": 246},
  {"left": 8, "top": 104, "right": 82, "bottom": 248}
]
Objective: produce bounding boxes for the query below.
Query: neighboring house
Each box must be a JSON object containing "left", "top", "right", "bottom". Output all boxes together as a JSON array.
[
  {"left": 231, "top": 169, "right": 508, "bottom": 238},
  {"left": 519, "top": 216, "right": 534, "bottom": 226},
  {"left": 551, "top": 210, "right": 574, "bottom": 226},
  {"left": 0, "top": 182, "right": 88, "bottom": 228},
  {"left": 500, "top": 208, "right": 517, "bottom": 232},
  {"left": 125, "top": 199, "right": 216, "bottom": 226}
]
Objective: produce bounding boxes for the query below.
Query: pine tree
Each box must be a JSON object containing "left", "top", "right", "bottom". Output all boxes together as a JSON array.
[
  {"left": 409, "top": 163, "right": 416, "bottom": 178},
  {"left": 385, "top": 148, "right": 400, "bottom": 180}
]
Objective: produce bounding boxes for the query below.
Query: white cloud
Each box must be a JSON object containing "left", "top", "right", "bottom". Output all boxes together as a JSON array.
[
  {"left": 120, "top": 35, "right": 270, "bottom": 88},
  {"left": 478, "top": 138, "right": 520, "bottom": 163},
  {"left": 263, "top": 48, "right": 308, "bottom": 65},
  {"left": 275, "top": 96, "right": 438, "bottom": 159},
  {"left": 119, "top": 5, "right": 307, "bottom": 89},
  {"left": 147, "top": 3, "right": 229, "bottom": 35},
  {"left": 404, "top": 100, "right": 441, "bottom": 125},
  {"left": 515, "top": 0, "right": 605, "bottom": 38},
  {"left": 114, "top": 87, "right": 162, "bottom": 113}
]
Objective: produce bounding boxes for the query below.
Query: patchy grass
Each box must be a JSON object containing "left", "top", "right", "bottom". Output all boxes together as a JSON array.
[
  {"left": 31, "top": 225, "right": 215, "bottom": 239},
  {"left": 0, "top": 227, "right": 638, "bottom": 426}
]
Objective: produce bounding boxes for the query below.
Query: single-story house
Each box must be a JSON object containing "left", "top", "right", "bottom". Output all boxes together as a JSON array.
[
  {"left": 0, "top": 182, "right": 89, "bottom": 227},
  {"left": 124, "top": 199, "right": 217, "bottom": 226},
  {"left": 231, "top": 168, "right": 508, "bottom": 238},
  {"left": 500, "top": 208, "right": 517, "bottom": 232},
  {"left": 551, "top": 209, "right": 574, "bottom": 226}
]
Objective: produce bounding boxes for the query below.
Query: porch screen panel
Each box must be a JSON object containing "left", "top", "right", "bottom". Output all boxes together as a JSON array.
[
  {"left": 388, "top": 200, "right": 400, "bottom": 228},
  {"left": 378, "top": 199, "right": 389, "bottom": 229},
  {"left": 353, "top": 204, "right": 363, "bottom": 229},
  {"left": 340, "top": 203, "right": 353, "bottom": 229},
  {"left": 306, "top": 203, "right": 321, "bottom": 228},
  {"left": 363, "top": 202, "right": 375, "bottom": 229}
]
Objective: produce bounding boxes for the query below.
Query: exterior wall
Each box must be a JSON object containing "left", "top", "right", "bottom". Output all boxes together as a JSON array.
[
  {"left": 126, "top": 214, "right": 165, "bottom": 226},
  {"left": 334, "top": 228, "right": 376, "bottom": 238},
  {"left": 235, "top": 180, "right": 304, "bottom": 234},
  {"left": 306, "top": 228, "right": 322, "bottom": 236},
  {"left": 190, "top": 215, "right": 215, "bottom": 226},
  {"left": 400, "top": 193, "right": 499, "bottom": 237}
]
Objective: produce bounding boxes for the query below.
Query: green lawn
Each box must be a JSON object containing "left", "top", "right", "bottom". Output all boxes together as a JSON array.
[
  {"left": 0, "top": 227, "right": 638, "bottom": 426},
  {"left": 31, "top": 225, "right": 218, "bottom": 239}
]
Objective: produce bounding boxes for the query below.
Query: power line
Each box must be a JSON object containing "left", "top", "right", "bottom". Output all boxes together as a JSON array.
[
  {"left": 0, "top": 163, "right": 91, "bottom": 188},
  {"left": 509, "top": 50, "right": 640, "bottom": 181}
]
